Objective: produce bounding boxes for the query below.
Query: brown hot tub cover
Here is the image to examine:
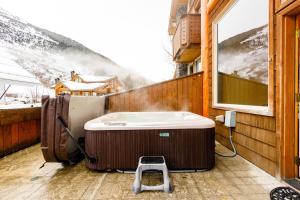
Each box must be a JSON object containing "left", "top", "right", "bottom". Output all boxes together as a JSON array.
[{"left": 41, "top": 94, "right": 105, "bottom": 163}]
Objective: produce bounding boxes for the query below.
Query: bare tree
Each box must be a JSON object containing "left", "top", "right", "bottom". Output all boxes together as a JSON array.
[
  {"left": 162, "top": 35, "right": 176, "bottom": 72},
  {"left": 27, "top": 86, "right": 41, "bottom": 103}
]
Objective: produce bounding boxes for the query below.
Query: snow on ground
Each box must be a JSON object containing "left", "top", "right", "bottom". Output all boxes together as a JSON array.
[{"left": 0, "top": 103, "right": 41, "bottom": 109}]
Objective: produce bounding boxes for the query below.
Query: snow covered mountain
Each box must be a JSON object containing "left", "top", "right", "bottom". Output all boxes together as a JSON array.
[
  {"left": 218, "top": 25, "right": 269, "bottom": 84},
  {"left": 0, "top": 7, "right": 149, "bottom": 90}
]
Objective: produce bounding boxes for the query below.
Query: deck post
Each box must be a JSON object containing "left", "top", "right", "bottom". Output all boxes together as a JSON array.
[{"left": 201, "top": 0, "right": 209, "bottom": 117}]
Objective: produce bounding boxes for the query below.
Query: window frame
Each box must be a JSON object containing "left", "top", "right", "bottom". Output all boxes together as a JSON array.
[{"left": 211, "top": 0, "right": 274, "bottom": 116}]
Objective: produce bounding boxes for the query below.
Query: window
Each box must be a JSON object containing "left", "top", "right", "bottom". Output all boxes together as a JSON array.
[
  {"left": 194, "top": 58, "right": 202, "bottom": 72},
  {"left": 212, "top": 0, "right": 269, "bottom": 113},
  {"left": 175, "top": 63, "right": 188, "bottom": 77}
]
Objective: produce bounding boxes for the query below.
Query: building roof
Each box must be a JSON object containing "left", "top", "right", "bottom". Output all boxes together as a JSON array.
[
  {"left": 0, "top": 62, "right": 41, "bottom": 86},
  {"left": 61, "top": 81, "right": 107, "bottom": 91},
  {"left": 77, "top": 75, "right": 116, "bottom": 83},
  {"left": 0, "top": 72, "right": 40, "bottom": 86}
]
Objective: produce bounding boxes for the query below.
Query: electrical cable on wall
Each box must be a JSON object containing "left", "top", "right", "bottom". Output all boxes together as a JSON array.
[
  {"left": 215, "top": 127, "right": 237, "bottom": 157},
  {"left": 215, "top": 111, "right": 237, "bottom": 158}
]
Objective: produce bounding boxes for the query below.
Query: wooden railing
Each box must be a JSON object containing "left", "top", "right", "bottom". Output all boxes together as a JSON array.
[
  {"left": 0, "top": 107, "right": 41, "bottom": 158},
  {"left": 173, "top": 14, "right": 201, "bottom": 62},
  {"left": 107, "top": 72, "right": 203, "bottom": 115}
]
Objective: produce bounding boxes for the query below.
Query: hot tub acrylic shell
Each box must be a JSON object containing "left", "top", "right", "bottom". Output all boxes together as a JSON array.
[{"left": 84, "top": 112, "right": 215, "bottom": 171}]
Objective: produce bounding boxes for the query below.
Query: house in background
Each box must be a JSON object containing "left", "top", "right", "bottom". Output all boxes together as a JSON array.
[
  {"left": 169, "top": 0, "right": 202, "bottom": 78},
  {"left": 54, "top": 71, "right": 121, "bottom": 96}
]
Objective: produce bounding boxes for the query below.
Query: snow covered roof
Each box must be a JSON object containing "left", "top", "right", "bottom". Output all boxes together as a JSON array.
[
  {"left": 0, "top": 72, "right": 40, "bottom": 85},
  {"left": 0, "top": 60, "right": 41, "bottom": 86},
  {"left": 61, "top": 81, "right": 106, "bottom": 91},
  {"left": 77, "top": 74, "right": 116, "bottom": 83}
]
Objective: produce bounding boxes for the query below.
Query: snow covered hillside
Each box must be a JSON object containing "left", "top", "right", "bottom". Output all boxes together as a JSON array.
[
  {"left": 218, "top": 25, "right": 269, "bottom": 84},
  {"left": 0, "top": 8, "right": 149, "bottom": 90}
]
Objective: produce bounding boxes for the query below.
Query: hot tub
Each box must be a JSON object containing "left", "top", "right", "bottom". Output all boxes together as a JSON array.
[{"left": 84, "top": 111, "right": 215, "bottom": 171}]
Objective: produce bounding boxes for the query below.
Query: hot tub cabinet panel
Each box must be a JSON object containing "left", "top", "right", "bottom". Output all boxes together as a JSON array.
[{"left": 85, "top": 128, "right": 215, "bottom": 170}]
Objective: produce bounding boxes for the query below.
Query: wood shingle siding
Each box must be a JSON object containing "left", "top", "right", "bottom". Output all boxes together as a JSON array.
[{"left": 206, "top": 0, "right": 277, "bottom": 176}]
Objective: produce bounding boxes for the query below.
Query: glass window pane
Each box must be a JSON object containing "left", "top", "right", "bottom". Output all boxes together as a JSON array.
[
  {"left": 216, "top": 0, "right": 269, "bottom": 106},
  {"left": 195, "top": 59, "right": 201, "bottom": 72}
]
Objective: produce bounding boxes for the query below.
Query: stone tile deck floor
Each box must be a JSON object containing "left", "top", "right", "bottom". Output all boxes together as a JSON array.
[{"left": 0, "top": 143, "right": 286, "bottom": 200}]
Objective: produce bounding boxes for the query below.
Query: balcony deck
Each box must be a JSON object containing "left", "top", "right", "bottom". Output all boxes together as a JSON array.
[
  {"left": 0, "top": 143, "right": 285, "bottom": 200},
  {"left": 172, "top": 14, "right": 201, "bottom": 63}
]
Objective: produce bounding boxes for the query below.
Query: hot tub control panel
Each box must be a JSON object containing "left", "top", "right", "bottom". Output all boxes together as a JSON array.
[{"left": 225, "top": 111, "right": 236, "bottom": 128}]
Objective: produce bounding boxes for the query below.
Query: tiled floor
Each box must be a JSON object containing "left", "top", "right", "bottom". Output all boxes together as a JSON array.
[{"left": 0, "top": 143, "right": 286, "bottom": 200}]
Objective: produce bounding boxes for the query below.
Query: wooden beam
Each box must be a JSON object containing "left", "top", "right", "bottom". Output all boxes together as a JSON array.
[
  {"left": 281, "top": 15, "right": 296, "bottom": 179},
  {"left": 201, "top": 0, "right": 209, "bottom": 117},
  {"left": 207, "top": 0, "right": 220, "bottom": 14}
]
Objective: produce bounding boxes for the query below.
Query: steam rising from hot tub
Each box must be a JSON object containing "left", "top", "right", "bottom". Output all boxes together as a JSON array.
[{"left": 108, "top": 90, "right": 190, "bottom": 113}]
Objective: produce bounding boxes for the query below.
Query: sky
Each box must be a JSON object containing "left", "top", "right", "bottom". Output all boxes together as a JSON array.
[
  {"left": 0, "top": 0, "right": 174, "bottom": 82},
  {"left": 217, "top": 0, "right": 268, "bottom": 42}
]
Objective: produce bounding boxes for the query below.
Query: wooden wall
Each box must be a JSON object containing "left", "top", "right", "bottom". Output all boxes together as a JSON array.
[
  {"left": 206, "top": 0, "right": 277, "bottom": 176},
  {"left": 108, "top": 72, "right": 203, "bottom": 115},
  {"left": 0, "top": 107, "right": 41, "bottom": 158}
]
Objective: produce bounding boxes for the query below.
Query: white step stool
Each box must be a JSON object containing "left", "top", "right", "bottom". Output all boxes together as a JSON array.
[{"left": 132, "top": 156, "right": 172, "bottom": 194}]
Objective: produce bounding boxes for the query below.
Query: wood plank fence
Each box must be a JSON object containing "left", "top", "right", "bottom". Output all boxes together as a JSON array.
[
  {"left": 0, "top": 107, "right": 41, "bottom": 158},
  {"left": 107, "top": 72, "right": 203, "bottom": 115}
]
